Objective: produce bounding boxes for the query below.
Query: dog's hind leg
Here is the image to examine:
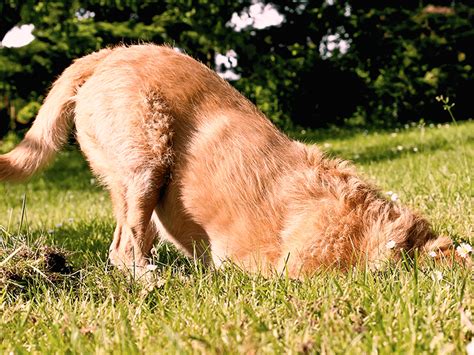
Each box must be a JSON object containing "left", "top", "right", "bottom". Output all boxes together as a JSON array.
[
  {"left": 75, "top": 88, "right": 174, "bottom": 277},
  {"left": 107, "top": 97, "right": 174, "bottom": 276},
  {"left": 107, "top": 172, "right": 162, "bottom": 276}
]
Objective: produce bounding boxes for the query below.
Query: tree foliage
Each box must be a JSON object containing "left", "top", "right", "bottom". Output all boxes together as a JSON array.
[{"left": 0, "top": 0, "right": 472, "bottom": 135}]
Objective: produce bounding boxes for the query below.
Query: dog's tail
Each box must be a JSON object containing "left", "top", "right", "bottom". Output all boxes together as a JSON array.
[{"left": 0, "top": 48, "right": 112, "bottom": 181}]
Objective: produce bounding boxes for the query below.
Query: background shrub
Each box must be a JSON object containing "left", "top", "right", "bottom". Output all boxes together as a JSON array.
[{"left": 0, "top": 0, "right": 472, "bottom": 135}]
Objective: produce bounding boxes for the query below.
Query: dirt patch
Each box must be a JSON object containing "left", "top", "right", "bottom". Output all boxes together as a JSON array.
[
  {"left": 42, "top": 246, "right": 73, "bottom": 274},
  {"left": 0, "top": 242, "right": 75, "bottom": 293}
]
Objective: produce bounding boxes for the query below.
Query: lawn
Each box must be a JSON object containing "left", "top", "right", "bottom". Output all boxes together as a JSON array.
[{"left": 1, "top": 121, "right": 473, "bottom": 354}]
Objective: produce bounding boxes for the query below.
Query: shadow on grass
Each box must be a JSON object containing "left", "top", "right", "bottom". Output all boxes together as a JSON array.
[
  {"left": 41, "top": 221, "right": 193, "bottom": 272},
  {"left": 325, "top": 136, "right": 455, "bottom": 164},
  {"left": 40, "top": 220, "right": 113, "bottom": 264},
  {"left": 35, "top": 146, "right": 99, "bottom": 191}
]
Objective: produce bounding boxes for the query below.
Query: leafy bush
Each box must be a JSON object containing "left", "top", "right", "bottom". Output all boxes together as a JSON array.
[
  {"left": 16, "top": 101, "right": 40, "bottom": 125},
  {"left": 0, "top": 1, "right": 472, "bottom": 134}
]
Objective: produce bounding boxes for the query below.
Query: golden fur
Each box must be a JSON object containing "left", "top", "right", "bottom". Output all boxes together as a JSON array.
[{"left": 0, "top": 45, "right": 458, "bottom": 277}]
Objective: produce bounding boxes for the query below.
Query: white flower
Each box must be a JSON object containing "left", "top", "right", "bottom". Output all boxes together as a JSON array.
[
  {"left": 323, "top": 142, "right": 332, "bottom": 148},
  {"left": 90, "top": 178, "right": 96, "bottom": 185},
  {"left": 146, "top": 264, "right": 158, "bottom": 271},
  {"left": 467, "top": 339, "right": 474, "bottom": 355},
  {"left": 55, "top": 223, "right": 63, "bottom": 228},
  {"left": 432, "top": 271, "right": 443, "bottom": 281},
  {"left": 396, "top": 145, "right": 404, "bottom": 151},
  {"left": 429, "top": 251, "right": 437, "bottom": 258},
  {"left": 386, "top": 240, "right": 396, "bottom": 250},
  {"left": 390, "top": 193, "right": 399, "bottom": 202},
  {"left": 413, "top": 147, "right": 418, "bottom": 152},
  {"left": 390, "top": 132, "right": 397, "bottom": 137},
  {"left": 456, "top": 243, "right": 473, "bottom": 259},
  {"left": 386, "top": 191, "right": 393, "bottom": 196},
  {"left": 371, "top": 259, "right": 383, "bottom": 271}
]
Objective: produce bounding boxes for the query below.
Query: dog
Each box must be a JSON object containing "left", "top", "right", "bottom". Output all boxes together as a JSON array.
[{"left": 0, "top": 44, "right": 457, "bottom": 278}]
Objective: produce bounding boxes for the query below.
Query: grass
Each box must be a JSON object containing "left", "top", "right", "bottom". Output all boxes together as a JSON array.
[{"left": 1, "top": 121, "right": 473, "bottom": 354}]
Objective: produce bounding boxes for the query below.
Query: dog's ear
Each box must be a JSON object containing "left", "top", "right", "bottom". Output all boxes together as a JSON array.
[{"left": 422, "top": 235, "right": 472, "bottom": 267}]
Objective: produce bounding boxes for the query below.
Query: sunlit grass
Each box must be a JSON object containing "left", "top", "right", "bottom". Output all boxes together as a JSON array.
[{"left": 1, "top": 121, "right": 473, "bottom": 353}]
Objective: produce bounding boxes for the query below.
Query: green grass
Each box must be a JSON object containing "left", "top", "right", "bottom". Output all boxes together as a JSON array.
[{"left": 1, "top": 121, "right": 473, "bottom": 354}]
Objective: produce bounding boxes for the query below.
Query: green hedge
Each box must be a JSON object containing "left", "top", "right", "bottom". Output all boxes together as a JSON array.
[{"left": 0, "top": 1, "right": 472, "bottom": 135}]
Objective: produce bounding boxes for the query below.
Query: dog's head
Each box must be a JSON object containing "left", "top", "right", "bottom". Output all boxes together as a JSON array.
[{"left": 282, "top": 146, "right": 471, "bottom": 272}]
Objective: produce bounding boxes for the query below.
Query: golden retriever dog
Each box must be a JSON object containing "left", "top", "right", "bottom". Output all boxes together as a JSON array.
[{"left": 0, "top": 45, "right": 457, "bottom": 277}]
